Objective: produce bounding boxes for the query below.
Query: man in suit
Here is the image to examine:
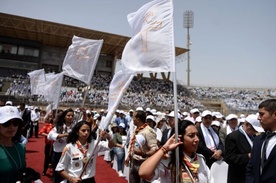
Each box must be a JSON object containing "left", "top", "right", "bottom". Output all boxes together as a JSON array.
[
  {"left": 197, "top": 110, "right": 224, "bottom": 168},
  {"left": 225, "top": 114, "right": 264, "bottom": 183},
  {"left": 246, "top": 99, "right": 276, "bottom": 183},
  {"left": 219, "top": 114, "right": 239, "bottom": 146},
  {"left": 159, "top": 111, "right": 180, "bottom": 146},
  {"left": 19, "top": 103, "right": 31, "bottom": 138}
]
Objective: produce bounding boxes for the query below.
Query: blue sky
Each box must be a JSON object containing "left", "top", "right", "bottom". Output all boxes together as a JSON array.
[{"left": 0, "top": 0, "right": 275, "bottom": 88}]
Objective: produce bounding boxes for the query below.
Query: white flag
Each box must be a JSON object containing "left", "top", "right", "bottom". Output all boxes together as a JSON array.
[
  {"left": 121, "top": 0, "right": 175, "bottom": 73},
  {"left": 43, "top": 73, "right": 64, "bottom": 109},
  {"left": 99, "top": 70, "right": 134, "bottom": 130},
  {"left": 62, "top": 35, "right": 103, "bottom": 85},
  {"left": 35, "top": 73, "right": 55, "bottom": 96},
  {"left": 27, "top": 69, "right": 46, "bottom": 95}
]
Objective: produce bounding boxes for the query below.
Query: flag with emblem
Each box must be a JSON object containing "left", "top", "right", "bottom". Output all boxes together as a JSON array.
[
  {"left": 121, "top": 0, "right": 175, "bottom": 73},
  {"left": 62, "top": 35, "right": 103, "bottom": 85}
]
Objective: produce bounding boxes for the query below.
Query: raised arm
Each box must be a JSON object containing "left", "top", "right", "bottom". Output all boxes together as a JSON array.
[{"left": 139, "top": 134, "right": 182, "bottom": 181}]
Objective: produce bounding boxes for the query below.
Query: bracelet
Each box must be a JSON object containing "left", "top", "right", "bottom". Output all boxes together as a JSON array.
[{"left": 161, "top": 146, "right": 168, "bottom": 154}]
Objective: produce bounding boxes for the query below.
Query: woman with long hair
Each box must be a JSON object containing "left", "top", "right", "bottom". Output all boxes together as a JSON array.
[
  {"left": 48, "top": 108, "right": 75, "bottom": 183},
  {"left": 56, "top": 120, "right": 114, "bottom": 183},
  {"left": 139, "top": 120, "right": 210, "bottom": 183}
]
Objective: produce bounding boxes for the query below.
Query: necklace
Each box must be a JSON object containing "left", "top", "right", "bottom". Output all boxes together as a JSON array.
[{"left": 1, "top": 143, "right": 22, "bottom": 171}]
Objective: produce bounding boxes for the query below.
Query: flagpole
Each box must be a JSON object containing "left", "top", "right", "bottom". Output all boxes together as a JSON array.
[{"left": 173, "top": 71, "right": 179, "bottom": 183}]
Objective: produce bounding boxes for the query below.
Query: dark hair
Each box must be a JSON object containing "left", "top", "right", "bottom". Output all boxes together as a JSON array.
[
  {"left": 259, "top": 99, "right": 276, "bottom": 115},
  {"left": 169, "top": 120, "right": 195, "bottom": 183},
  {"left": 56, "top": 108, "right": 74, "bottom": 134},
  {"left": 67, "top": 121, "right": 92, "bottom": 144},
  {"left": 135, "top": 110, "right": 147, "bottom": 123}
]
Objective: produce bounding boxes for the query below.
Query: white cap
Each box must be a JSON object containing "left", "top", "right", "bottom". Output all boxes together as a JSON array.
[
  {"left": 94, "top": 114, "right": 100, "bottom": 120},
  {"left": 195, "top": 116, "right": 202, "bottom": 123},
  {"left": 146, "top": 107, "right": 151, "bottom": 112},
  {"left": 100, "top": 109, "right": 105, "bottom": 112},
  {"left": 136, "top": 107, "right": 144, "bottom": 111},
  {"left": 0, "top": 106, "right": 22, "bottom": 124},
  {"left": 5, "top": 101, "right": 13, "bottom": 106},
  {"left": 167, "top": 111, "right": 181, "bottom": 119},
  {"left": 182, "top": 112, "right": 189, "bottom": 116},
  {"left": 118, "top": 123, "right": 126, "bottom": 128},
  {"left": 211, "top": 121, "right": 221, "bottom": 127},
  {"left": 240, "top": 114, "right": 246, "bottom": 118},
  {"left": 201, "top": 110, "right": 212, "bottom": 117},
  {"left": 213, "top": 112, "right": 223, "bottom": 119},
  {"left": 146, "top": 115, "right": 155, "bottom": 122},
  {"left": 129, "top": 109, "right": 134, "bottom": 112},
  {"left": 184, "top": 116, "right": 195, "bottom": 123},
  {"left": 226, "top": 114, "right": 238, "bottom": 120},
  {"left": 190, "top": 108, "right": 200, "bottom": 114},
  {"left": 245, "top": 114, "right": 264, "bottom": 133},
  {"left": 86, "top": 110, "right": 91, "bottom": 114},
  {"left": 151, "top": 109, "right": 157, "bottom": 115}
]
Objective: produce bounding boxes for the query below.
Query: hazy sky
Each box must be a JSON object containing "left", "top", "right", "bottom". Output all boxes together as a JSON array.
[{"left": 1, "top": 0, "right": 275, "bottom": 88}]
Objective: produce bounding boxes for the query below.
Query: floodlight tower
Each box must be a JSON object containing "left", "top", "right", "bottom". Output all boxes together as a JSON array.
[{"left": 184, "top": 10, "right": 194, "bottom": 86}]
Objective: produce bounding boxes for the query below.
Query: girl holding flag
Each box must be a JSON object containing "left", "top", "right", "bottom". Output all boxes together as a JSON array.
[
  {"left": 139, "top": 120, "right": 210, "bottom": 183},
  {"left": 56, "top": 120, "right": 114, "bottom": 183}
]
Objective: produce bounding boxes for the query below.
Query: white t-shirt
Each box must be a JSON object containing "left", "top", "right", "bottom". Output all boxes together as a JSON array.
[{"left": 56, "top": 140, "right": 110, "bottom": 180}]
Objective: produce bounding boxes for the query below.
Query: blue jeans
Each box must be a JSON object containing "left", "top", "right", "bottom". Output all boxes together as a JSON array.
[{"left": 112, "top": 147, "right": 125, "bottom": 171}]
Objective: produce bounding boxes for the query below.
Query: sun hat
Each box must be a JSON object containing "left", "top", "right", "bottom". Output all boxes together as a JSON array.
[
  {"left": 245, "top": 114, "right": 264, "bottom": 133},
  {"left": 0, "top": 106, "right": 22, "bottom": 124}
]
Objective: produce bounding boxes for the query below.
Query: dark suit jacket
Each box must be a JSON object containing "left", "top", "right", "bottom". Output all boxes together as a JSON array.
[
  {"left": 160, "top": 128, "right": 174, "bottom": 146},
  {"left": 196, "top": 125, "right": 225, "bottom": 168},
  {"left": 225, "top": 130, "right": 251, "bottom": 183},
  {"left": 21, "top": 109, "right": 31, "bottom": 128},
  {"left": 246, "top": 133, "right": 276, "bottom": 183}
]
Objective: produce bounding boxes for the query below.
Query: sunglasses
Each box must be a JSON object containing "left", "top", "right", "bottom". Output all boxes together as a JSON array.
[{"left": 1, "top": 120, "right": 20, "bottom": 127}]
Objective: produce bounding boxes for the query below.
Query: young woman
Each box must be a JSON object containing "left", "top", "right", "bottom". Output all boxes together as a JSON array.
[
  {"left": 111, "top": 122, "right": 127, "bottom": 177},
  {"left": 139, "top": 120, "right": 210, "bottom": 183},
  {"left": 48, "top": 108, "right": 75, "bottom": 183},
  {"left": 56, "top": 120, "right": 114, "bottom": 183},
  {"left": 0, "top": 106, "right": 26, "bottom": 182}
]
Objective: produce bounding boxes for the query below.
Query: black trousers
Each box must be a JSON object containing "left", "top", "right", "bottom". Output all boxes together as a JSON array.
[
  {"left": 43, "top": 143, "right": 53, "bottom": 174},
  {"left": 52, "top": 152, "right": 63, "bottom": 183}
]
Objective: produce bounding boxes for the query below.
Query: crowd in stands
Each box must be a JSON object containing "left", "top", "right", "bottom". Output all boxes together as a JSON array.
[
  {"left": 1, "top": 69, "right": 275, "bottom": 113},
  {"left": 188, "top": 87, "right": 276, "bottom": 112}
]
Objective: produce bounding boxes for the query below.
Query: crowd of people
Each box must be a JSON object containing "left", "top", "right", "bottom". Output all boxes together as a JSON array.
[
  {"left": 0, "top": 98, "right": 276, "bottom": 183},
  {"left": 3, "top": 72, "right": 276, "bottom": 114}
]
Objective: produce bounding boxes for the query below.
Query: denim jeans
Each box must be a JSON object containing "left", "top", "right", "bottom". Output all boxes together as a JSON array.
[{"left": 112, "top": 147, "right": 125, "bottom": 171}]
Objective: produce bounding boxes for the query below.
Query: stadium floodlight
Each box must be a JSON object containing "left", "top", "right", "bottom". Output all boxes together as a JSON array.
[{"left": 183, "top": 10, "right": 194, "bottom": 86}]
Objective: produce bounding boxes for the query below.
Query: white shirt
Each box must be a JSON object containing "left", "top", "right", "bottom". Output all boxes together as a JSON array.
[
  {"left": 47, "top": 124, "right": 74, "bottom": 152},
  {"left": 56, "top": 140, "right": 110, "bottom": 180}
]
